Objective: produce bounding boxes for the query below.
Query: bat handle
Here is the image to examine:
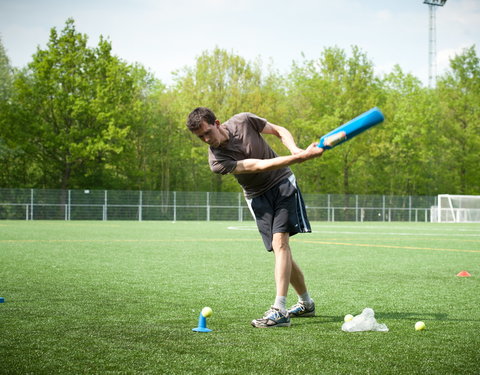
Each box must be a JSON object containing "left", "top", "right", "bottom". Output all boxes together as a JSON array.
[{"left": 318, "top": 131, "right": 347, "bottom": 149}]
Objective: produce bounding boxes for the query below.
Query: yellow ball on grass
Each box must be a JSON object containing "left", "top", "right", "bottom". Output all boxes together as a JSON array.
[
  {"left": 415, "top": 321, "right": 426, "bottom": 331},
  {"left": 344, "top": 314, "right": 354, "bottom": 322},
  {"left": 201, "top": 307, "right": 213, "bottom": 318}
]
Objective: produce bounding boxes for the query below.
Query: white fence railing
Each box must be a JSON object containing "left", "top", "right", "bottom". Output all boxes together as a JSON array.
[{"left": 0, "top": 188, "right": 437, "bottom": 222}]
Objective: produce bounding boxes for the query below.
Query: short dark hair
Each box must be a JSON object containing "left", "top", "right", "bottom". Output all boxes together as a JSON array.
[{"left": 186, "top": 107, "right": 217, "bottom": 131}]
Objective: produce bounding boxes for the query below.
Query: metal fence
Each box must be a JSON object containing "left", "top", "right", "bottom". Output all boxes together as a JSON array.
[{"left": 0, "top": 188, "right": 437, "bottom": 222}]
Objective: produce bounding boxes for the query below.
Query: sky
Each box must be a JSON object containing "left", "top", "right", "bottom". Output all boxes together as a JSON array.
[{"left": 1, "top": 0, "right": 479, "bottom": 86}]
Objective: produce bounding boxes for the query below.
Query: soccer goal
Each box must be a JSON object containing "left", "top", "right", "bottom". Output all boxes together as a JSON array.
[{"left": 432, "top": 194, "right": 480, "bottom": 223}]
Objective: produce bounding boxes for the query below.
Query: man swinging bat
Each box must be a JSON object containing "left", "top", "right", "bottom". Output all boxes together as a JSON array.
[
  {"left": 186, "top": 107, "right": 383, "bottom": 328},
  {"left": 187, "top": 107, "right": 323, "bottom": 328}
]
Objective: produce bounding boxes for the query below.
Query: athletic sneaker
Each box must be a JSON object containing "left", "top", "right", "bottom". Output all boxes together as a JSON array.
[
  {"left": 288, "top": 300, "right": 316, "bottom": 318},
  {"left": 251, "top": 307, "right": 291, "bottom": 328}
]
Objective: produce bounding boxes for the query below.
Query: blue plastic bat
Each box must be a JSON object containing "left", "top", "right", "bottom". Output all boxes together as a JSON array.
[{"left": 318, "top": 107, "right": 385, "bottom": 149}]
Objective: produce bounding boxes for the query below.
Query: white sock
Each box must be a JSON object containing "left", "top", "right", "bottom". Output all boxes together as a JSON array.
[
  {"left": 299, "top": 292, "right": 314, "bottom": 306},
  {"left": 273, "top": 296, "right": 287, "bottom": 313}
]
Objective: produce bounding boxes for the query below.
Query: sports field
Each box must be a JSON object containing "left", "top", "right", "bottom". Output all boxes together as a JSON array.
[{"left": 1, "top": 221, "right": 479, "bottom": 374}]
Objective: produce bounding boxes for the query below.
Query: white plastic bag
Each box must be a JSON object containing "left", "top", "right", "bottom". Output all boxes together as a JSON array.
[{"left": 341, "top": 308, "right": 389, "bottom": 332}]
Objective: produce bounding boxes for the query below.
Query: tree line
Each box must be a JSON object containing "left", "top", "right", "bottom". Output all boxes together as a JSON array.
[{"left": 1, "top": 19, "right": 479, "bottom": 195}]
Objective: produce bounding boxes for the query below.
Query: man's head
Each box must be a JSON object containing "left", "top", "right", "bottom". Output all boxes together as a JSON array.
[
  {"left": 186, "top": 107, "right": 217, "bottom": 131},
  {"left": 186, "top": 107, "right": 228, "bottom": 147}
]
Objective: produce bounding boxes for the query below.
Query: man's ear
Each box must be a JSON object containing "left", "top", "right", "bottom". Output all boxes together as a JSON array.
[{"left": 214, "top": 119, "right": 221, "bottom": 127}]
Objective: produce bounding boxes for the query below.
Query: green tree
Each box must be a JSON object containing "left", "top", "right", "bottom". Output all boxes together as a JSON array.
[
  {"left": 131, "top": 83, "right": 192, "bottom": 192},
  {"left": 106, "top": 64, "right": 166, "bottom": 191},
  {"left": 288, "top": 46, "right": 382, "bottom": 195},
  {"left": 6, "top": 19, "right": 151, "bottom": 189},
  {"left": 436, "top": 46, "right": 480, "bottom": 194},
  {"left": 0, "top": 36, "right": 12, "bottom": 101},
  {"left": 170, "top": 47, "right": 287, "bottom": 192},
  {"left": 0, "top": 36, "right": 23, "bottom": 187},
  {"left": 370, "top": 66, "right": 443, "bottom": 195}
]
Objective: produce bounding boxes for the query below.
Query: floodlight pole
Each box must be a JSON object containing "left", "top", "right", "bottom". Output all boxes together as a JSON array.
[
  {"left": 423, "top": 0, "right": 447, "bottom": 87},
  {"left": 428, "top": 4, "right": 437, "bottom": 87}
]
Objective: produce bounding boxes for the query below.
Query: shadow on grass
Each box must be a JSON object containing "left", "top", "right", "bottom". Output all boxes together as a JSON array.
[
  {"left": 305, "top": 312, "right": 480, "bottom": 323},
  {"left": 376, "top": 312, "right": 448, "bottom": 320}
]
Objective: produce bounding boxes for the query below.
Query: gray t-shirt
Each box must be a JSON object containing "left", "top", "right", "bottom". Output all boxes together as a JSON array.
[{"left": 208, "top": 112, "right": 292, "bottom": 199}]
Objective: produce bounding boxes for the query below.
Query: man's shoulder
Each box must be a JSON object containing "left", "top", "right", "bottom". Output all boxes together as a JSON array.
[
  {"left": 225, "top": 112, "right": 266, "bottom": 132},
  {"left": 225, "top": 112, "right": 250, "bottom": 124}
]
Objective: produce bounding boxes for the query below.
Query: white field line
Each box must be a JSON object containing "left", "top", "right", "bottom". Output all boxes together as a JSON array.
[{"left": 227, "top": 226, "right": 480, "bottom": 237}]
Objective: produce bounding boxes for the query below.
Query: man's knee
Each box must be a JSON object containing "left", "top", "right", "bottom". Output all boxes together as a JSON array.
[{"left": 272, "top": 232, "right": 290, "bottom": 253}]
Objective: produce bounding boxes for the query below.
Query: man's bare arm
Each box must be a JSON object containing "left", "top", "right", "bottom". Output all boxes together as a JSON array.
[
  {"left": 261, "top": 122, "right": 303, "bottom": 155},
  {"left": 232, "top": 143, "right": 324, "bottom": 174}
]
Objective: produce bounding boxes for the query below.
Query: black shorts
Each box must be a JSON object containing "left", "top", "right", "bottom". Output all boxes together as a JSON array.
[{"left": 246, "top": 175, "right": 311, "bottom": 251}]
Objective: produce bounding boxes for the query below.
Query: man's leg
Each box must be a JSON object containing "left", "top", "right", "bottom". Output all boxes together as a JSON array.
[
  {"left": 271, "top": 233, "right": 315, "bottom": 318},
  {"left": 290, "top": 259, "right": 307, "bottom": 296},
  {"left": 288, "top": 258, "right": 316, "bottom": 317},
  {"left": 272, "top": 232, "right": 292, "bottom": 302},
  {"left": 251, "top": 232, "right": 292, "bottom": 328},
  {"left": 285, "top": 260, "right": 315, "bottom": 319},
  {"left": 250, "top": 176, "right": 314, "bottom": 327},
  {"left": 271, "top": 234, "right": 308, "bottom": 302}
]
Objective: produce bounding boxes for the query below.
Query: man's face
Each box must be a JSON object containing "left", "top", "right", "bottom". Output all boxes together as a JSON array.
[{"left": 192, "top": 120, "right": 225, "bottom": 148}]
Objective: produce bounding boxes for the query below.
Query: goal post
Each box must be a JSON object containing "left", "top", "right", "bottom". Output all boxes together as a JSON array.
[{"left": 433, "top": 194, "right": 480, "bottom": 223}]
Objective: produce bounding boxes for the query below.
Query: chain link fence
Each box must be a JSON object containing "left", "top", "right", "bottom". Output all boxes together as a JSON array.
[{"left": 0, "top": 188, "right": 437, "bottom": 222}]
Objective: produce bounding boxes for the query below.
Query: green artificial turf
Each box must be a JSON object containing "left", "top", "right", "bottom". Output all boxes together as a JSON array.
[{"left": 0, "top": 221, "right": 479, "bottom": 374}]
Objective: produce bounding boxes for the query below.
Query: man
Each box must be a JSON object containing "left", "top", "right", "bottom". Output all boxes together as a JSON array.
[{"left": 186, "top": 107, "right": 324, "bottom": 328}]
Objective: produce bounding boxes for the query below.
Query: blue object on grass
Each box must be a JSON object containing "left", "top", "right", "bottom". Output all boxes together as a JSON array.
[{"left": 192, "top": 312, "right": 212, "bottom": 332}]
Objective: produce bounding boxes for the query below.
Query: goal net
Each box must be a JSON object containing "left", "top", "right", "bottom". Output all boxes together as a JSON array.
[{"left": 432, "top": 194, "right": 480, "bottom": 223}]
